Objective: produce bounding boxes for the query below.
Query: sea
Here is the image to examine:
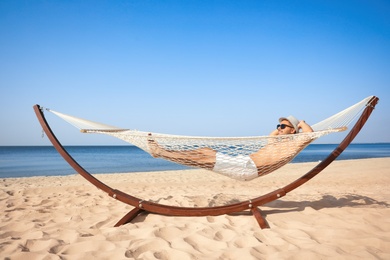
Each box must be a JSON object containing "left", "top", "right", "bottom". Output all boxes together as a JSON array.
[{"left": 0, "top": 143, "right": 389, "bottom": 178}]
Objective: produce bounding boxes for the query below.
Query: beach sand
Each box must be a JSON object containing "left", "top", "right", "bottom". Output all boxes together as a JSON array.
[{"left": 1, "top": 158, "right": 389, "bottom": 259}]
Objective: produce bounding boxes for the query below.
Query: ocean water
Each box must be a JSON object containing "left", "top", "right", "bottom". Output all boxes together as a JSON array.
[{"left": 0, "top": 143, "right": 389, "bottom": 178}]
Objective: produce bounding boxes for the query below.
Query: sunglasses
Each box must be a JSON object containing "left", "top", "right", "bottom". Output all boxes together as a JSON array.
[{"left": 277, "top": 124, "right": 293, "bottom": 129}]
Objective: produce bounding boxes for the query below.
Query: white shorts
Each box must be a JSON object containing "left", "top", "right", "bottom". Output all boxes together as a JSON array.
[{"left": 213, "top": 152, "right": 258, "bottom": 181}]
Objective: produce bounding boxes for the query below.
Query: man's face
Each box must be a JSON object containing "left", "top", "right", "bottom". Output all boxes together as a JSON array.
[{"left": 277, "top": 120, "right": 296, "bottom": 135}]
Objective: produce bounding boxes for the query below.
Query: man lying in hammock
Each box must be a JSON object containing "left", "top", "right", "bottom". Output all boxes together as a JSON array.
[{"left": 148, "top": 116, "right": 314, "bottom": 181}]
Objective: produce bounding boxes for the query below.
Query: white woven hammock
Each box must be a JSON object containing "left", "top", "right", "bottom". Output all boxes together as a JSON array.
[{"left": 48, "top": 96, "right": 375, "bottom": 181}]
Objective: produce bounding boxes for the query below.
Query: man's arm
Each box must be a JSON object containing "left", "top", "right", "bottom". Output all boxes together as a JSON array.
[
  {"left": 298, "top": 120, "right": 314, "bottom": 133},
  {"left": 269, "top": 129, "right": 279, "bottom": 136}
]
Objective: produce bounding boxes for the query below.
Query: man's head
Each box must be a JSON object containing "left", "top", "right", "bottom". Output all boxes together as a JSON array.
[{"left": 277, "top": 115, "right": 299, "bottom": 135}]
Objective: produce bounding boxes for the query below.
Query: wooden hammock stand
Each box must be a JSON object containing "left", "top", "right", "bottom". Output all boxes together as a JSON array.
[{"left": 33, "top": 96, "right": 378, "bottom": 229}]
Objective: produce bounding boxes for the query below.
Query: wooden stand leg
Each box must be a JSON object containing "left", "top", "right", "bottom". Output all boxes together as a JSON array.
[
  {"left": 251, "top": 207, "right": 269, "bottom": 229},
  {"left": 115, "top": 208, "right": 145, "bottom": 227}
]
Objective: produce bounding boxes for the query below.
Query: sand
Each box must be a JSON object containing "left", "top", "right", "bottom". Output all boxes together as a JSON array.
[{"left": 1, "top": 158, "right": 389, "bottom": 259}]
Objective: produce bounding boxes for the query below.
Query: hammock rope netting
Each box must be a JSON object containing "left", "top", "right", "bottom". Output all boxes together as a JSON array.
[{"left": 48, "top": 96, "right": 375, "bottom": 181}]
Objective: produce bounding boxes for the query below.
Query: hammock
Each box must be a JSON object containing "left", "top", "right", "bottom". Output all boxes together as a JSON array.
[
  {"left": 33, "top": 95, "right": 379, "bottom": 228},
  {"left": 47, "top": 96, "right": 373, "bottom": 181}
]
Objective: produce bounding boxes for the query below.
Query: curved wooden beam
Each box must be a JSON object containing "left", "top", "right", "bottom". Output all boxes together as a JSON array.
[
  {"left": 282, "top": 96, "right": 378, "bottom": 194},
  {"left": 33, "top": 96, "right": 379, "bottom": 228}
]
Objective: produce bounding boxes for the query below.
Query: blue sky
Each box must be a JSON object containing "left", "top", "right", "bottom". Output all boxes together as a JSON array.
[{"left": 1, "top": 0, "right": 389, "bottom": 145}]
